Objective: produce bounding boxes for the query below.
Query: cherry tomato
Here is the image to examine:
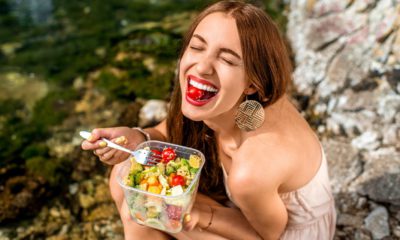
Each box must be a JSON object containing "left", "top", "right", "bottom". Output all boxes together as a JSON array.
[
  {"left": 171, "top": 175, "right": 185, "bottom": 187},
  {"left": 161, "top": 147, "right": 176, "bottom": 163},
  {"left": 168, "top": 173, "right": 176, "bottom": 186},
  {"left": 187, "top": 86, "right": 204, "bottom": 100},
  {"left": 151, "top": 149, "right": 162, "bottom": 156}
]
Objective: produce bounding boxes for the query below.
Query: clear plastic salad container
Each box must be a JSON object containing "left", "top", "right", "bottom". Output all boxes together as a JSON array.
[{"left": 116, "top": 140, "right": 205, "bottom": 233}]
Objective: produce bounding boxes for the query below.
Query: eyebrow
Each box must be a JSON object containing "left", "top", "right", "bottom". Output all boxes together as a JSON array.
[{"left": 192, "top": 34, "right": 242, "bottom": 60}]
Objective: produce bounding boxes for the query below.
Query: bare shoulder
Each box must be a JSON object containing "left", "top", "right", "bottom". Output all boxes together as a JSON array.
[
  {"left": 228, "top": 133, "right": 295, "bottom": 196},
  {"left": 230, "top": 129, "right": 323, "bottom": 196}
]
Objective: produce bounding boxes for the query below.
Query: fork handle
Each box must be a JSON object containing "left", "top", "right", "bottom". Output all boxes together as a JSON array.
[{"left": 100, "top": 138, "right": 134, "bottom": 155}]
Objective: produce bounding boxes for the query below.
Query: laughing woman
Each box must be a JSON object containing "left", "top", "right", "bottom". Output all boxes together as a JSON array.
[{"left": 82, "top": 1, "right": 336, "bottom": 239}]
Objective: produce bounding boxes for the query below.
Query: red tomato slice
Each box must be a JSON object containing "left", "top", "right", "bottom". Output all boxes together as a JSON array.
[
  {"left": 171, "top": 175, "right": 185, "bottom": 187},
  {"left": 161, "top": 148, "right": 176, "bottom": 163}
]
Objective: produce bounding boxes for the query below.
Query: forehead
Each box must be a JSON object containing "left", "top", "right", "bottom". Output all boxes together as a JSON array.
[{"left": 193, "top": 12, "right": 241, "bottom": 53}]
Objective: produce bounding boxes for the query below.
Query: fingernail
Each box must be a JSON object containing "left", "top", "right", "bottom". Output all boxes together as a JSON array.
[
  {"left": 184, "top": 214, "right": 191, "bottom": 223},
  {"left": 87, "top": 134, "right": 93, "bottom": 141},
  {"left": 99, "top": 141, "right": 107, "bottom": 147},
  {"left": 116, "top": 136, "right": 127, "bottom": 145}
]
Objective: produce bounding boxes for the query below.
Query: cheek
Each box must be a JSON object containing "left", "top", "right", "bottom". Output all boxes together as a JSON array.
[{"left": 221, "top": 70, "right": 246, "bottom": 94}]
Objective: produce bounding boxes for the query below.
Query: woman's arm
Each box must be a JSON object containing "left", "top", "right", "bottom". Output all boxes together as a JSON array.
[
  {"left": 228, "top": 142, "right": 290, "bottom": 240},
  {"left": 81, "top": 119, "right": 168, "bottom": 165},
  {"left": 144, "top": 119, "right": 167, "bottom": 141},
  {"left": 176, "top": 194, "right": 261, "bottom": 240}
]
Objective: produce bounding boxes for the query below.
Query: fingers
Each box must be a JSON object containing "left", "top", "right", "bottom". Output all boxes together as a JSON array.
[
  {"left": 183, "top": 213, "right": 194, "bottom": 231},
  {"left": 94, "top": 146, "right": 129, "bottom": 165},
  {"left": 91, "top": 128, "right": 120, "bottom": 141},
  {"left": 80, "top": 128, "right": 131, "bottom": 165}
]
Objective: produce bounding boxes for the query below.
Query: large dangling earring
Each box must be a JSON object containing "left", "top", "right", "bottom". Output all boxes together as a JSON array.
[{"left": 235, "top": 95, "right": 265, "bottom": 131}]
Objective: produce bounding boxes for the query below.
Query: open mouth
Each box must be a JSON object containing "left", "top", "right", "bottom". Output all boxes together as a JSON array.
[{"left": 186, "top": 76, "right": 218, "bottom": 104}]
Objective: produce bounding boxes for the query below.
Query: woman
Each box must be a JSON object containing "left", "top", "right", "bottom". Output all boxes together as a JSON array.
[{"left": 82, "top": 1, "right": 336, "bottom": 239}]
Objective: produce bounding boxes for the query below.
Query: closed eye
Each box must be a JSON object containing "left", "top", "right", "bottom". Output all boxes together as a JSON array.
[
  {"left": 222, "top": 58, "right": 234, "bottom": 65},
  {"left": 189, "top": 45, "right": 204, "bottom": 51}
]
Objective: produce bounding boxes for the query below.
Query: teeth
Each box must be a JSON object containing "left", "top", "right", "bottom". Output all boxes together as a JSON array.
[{"left": 189, "top": 79, "right": 218, "bottom": 92}]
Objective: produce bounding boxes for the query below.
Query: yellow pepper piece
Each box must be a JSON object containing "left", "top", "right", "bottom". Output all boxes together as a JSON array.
[
  {"left": 189, "top": 155, "right": 201, "bottom": 169},
  {"left": 148, "top": 185, "right": 162, "bottom": 194}
]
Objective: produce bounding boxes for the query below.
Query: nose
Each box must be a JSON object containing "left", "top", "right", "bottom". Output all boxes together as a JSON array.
[{"left": 196, "top": 56, "right": 214, "bottom": 76}]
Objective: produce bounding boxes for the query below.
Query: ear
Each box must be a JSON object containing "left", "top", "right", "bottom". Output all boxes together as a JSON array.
[{"left": 244, "top": 84, "right": 257, "bottom": 95}]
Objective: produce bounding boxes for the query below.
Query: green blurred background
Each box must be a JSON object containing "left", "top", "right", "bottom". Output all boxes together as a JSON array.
[{"left": 0, "top": 0, "right": 285, "bottom": 238}]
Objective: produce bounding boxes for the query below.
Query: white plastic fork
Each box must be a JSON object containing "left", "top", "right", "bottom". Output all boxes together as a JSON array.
[{"left": 79, "top": 130, "right": 161, "bottom": 165}]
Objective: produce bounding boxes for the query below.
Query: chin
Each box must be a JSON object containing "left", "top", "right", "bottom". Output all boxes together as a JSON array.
[{"left": 181, "top": 103, "right": 206, "bottom": 122}]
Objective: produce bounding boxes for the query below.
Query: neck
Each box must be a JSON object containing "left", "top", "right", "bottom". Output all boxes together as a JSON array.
[{"left": 203, "top": 106, "right": 242, "bottom": 147}]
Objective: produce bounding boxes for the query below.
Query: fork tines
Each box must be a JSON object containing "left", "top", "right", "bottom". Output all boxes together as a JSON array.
[{"left": 145, "top": 152, "right": 163, "bottom": 165}]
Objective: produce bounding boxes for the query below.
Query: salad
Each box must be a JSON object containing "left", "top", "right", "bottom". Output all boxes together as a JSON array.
[
  {"left": 120, "top": 144, "right": 204, "bottom": 232},
  {"left": 124, "top": 147, "right": 202, "bottom": 196}
]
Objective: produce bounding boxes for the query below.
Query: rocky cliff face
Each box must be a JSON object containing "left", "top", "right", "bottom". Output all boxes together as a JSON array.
[{"left": 287, "top": 0, "right": 400, "bottom": 239}]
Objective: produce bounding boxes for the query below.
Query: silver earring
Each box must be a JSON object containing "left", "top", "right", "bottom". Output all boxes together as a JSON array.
[{"left": 235, "top": 96, "right": 265, "bottom": 131}]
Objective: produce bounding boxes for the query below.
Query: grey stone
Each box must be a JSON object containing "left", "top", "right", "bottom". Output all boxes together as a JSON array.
[
  {"left": 336, "top": 89, "right": 375, "bottom": 111},
  {"left": 322, "top": 139, "right": 361, "bottom": 194},
  {"left": 351, "top": 131, "right": 381, "bottom": 150},
  {"left": 377, "top": 94, "right": 400, "bottom": 123},
  {"left": 354, "top": 229, "right": 372, "bottom": 240},
  {"left": 351, "top": 0, "right": 376, "bottom": 12},
  {"left": 394, "top": 226, "right": 400, "bottom": 238},
  {"left": 327, "top": 111, "right": 376, "bottom": 137},
  {"left": 311, "top": 0, "right": 351, "bottom": 18},
  {"left": 352, "top": 151, "right": 400, "bottom": 205},
  {"left": 382, "top": 125, "right": 399, "bottom": 146},
  {"left": 287, "top": 0, "right": 400, "bottom": 237},
  {"left": 369, "top": 6, "right": 399, "bottom": 42},
  {"left": 364, "top": 206, "right": 390, "bottom": 240},
  {"left": 337, "top": 213, "right": 364, "bottom": 227},
  {"left": 138, "top": 99, "right": 168, "bottom": 127},
  {"left": 305, "top": 12, "right": 367, "bottom": 50}
]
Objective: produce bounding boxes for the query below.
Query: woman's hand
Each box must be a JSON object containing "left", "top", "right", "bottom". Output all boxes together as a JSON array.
[
  {"left": 81, "top": 127, "right": 147, "bottom": 165},
  {"left": 182, "top": 194, "right": 218, "bottom": 232}
]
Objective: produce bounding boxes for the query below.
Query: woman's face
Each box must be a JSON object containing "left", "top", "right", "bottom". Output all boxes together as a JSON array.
[{"left": 179, "top": 12, "right": 247, "bottom": 121}]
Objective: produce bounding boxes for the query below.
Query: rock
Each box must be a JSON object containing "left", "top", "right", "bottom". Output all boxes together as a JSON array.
[
  {"left": 351, "top": 0, "right": 376, "bottom": 12},
  {"left": 0, "top": 176, "right": 46, "bottom": 223},
  {"left": 351, "top": 131, "right": 381, "bottom": 150},
  {"left": 360, "top": 173, "right": 400, "bottom": 206},
  {"left": 381, "top": 125, "right": 399, "bottom": 146},
  {"left": 69, "top": 183, "right": 79, "bottom": 195},
  {"left": 323, "top": 139, "right": 361, "bottom": 194},
  {"left": 305, "top": 12, "right": 367, "bottom": 50},
  {"left": 118, "top": 102, "right": 141, "bottom": 127},
  {"left": 393, "top": 31, "right": 400, "bottom": 62},
  {"left": 79, "top": 193, "right": 96, "bottom": 209},
  {"left": 370, "top": 6, "right": 399, "bottom": 42},
  {"left": 0, "top": 42, "right": 22, "bottom": 56},
  {"left": 0, "top": 71, "right": 48, "bottom": 111},
  {"left": 377, "top": 94, "right": 400, "bottom": 123},
  {"left": 288, "top": 0, "right": 400, "bottom": 237},
  {"left": 335, "top": 89, "right": 376, "bottom": 111},
  {"left": 337, "top": 213, "right": 364, "bottom": 227},
  {"left": 351, "top": 151, "right": 400, "bottom": 205},
  {"left": 387, "top": 68, "right": 400, "bottom": 93},
  {"left": 364, "top": 206, "right": 390, "bottom": 239},
  {"left": 311, "top": 0, "right": 351, "bottom": 18},
  {"left": 85, "top": 204, "right": 117, "bottom": 221},
  {"left": 326, "top": 111, "right": 376, "bottom": 137},
  {"left": 138, "top": 99, "right": 168, "bottom": 127},
  {"left": 394, "top": 225, "right": 400, "bottom": 238},
  {"left": 354, "top": 229, "right": 372, "bottom": 240}
]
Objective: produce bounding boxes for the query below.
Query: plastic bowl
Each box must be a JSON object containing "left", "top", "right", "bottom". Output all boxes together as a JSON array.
[{"left": 116, "top": 140, "right": 205, "bottom": 233}]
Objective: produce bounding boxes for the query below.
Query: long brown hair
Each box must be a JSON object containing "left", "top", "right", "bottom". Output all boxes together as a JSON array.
[{"left": 167, "top": 1, "right": 292, "bottom": 203}]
